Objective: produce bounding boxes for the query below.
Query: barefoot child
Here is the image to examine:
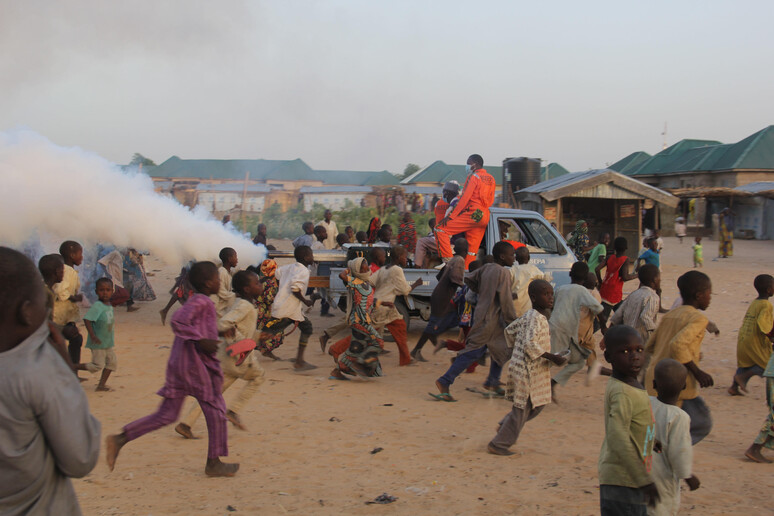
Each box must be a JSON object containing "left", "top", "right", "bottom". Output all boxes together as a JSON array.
[
  {"left": 599, "top": 325, "right": 658, "bottom": 515},
  {"left": 410, "top": 239, "right": 467, "bottom": 362},
  {"left": 649, "top": 358, "right": 700, "bottom": 516},
  {"left": 106, "top": 261, "right": 239, "bottom": 477},
  {"left": 0, "top": 247, "right": 100, "bottom": 514},
  {"left": 729, "top": 274, "right": 774, "bottom": 395},
  {"left": 487, "top": 280, "right": 567, "bottom": 455},
  {"left": 38, "top": 253, "right": 78, "bottom": 370},
  {"left": 80, "top": 278, "right": 118, "bottom": 391},
  {"left": 176, "top": 270, "right": 265, "bottom": 438},
  {"left": 745, "top": 350, "right": 774, "bottom": 463},
  {"left": 370, "top": 245, "right": 423, "bottom": 365},
  {"left": 53, "top": 240, "right": 85, "bottom": 377},
  {"left": 550, "top": 262, "right": 603, "bottom": 395},
  {"left": 215, "top": 247, "right": 238, "bottom": 317},
  {"left": 644, "top": 271, "right": 714, "bottom": 444},
  {"left": 256, "top": 245, "right": 317, "bottom": 370},
  {"left": 692, "top": 237, "right": 703, "bottom": 268}
]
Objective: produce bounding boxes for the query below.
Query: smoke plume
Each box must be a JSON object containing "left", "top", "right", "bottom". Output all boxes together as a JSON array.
[{"left": 0, "top": 129, "right": 265, "bottom": 265}]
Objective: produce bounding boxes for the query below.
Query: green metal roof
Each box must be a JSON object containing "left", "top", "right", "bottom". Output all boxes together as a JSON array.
[
  {"left": 712, "top": 125, "right": 774, "bottom": 170},
  {"left": 150, "top": 156, "right": 317, "bottom": 181},
  {"left": 316, "top": 169, "right": 400, "bottom": 186},
  {"left": 624, "top": 140, "right": 723, "bottom": 176},
  {"left": 401, "top": 160, "right": 503, "bottom": 186},
  {"left": 540, "top": 162, "right": 570, "bottom": 181},
  {"left": 609, "top": 151, "right": 652, "bottom": 175},
  {"left": 618, "top": 127, "right": 774, "bottom": 177}
]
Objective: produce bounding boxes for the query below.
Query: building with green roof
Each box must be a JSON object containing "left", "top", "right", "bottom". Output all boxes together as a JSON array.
[
  {"left": 400, "top": 160, "right": 504, "bottom": 187},
  {"left": 609, "top": 126, "right": 774, "bottom": 190}
]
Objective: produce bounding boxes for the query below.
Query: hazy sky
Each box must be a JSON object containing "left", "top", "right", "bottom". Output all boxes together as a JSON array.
[{"left": 2, "top": 1, "right": 773, "bottom": 175}]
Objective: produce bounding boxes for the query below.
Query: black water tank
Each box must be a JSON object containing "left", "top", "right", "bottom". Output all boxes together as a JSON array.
[{"left": 503, "top": 157, "right": 541, "bottom": 192}]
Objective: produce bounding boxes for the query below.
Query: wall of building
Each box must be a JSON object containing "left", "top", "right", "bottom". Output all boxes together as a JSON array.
[
  {"left": 303, "top": 193, "right": 365, "bottom": 212},
  {"left": 196, "top": 192, "right": 268, "bottom": 213}
]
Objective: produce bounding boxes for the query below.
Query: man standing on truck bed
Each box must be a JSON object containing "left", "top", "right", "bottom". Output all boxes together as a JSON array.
[{"left": 435, "top": 154, "right": 496, "bottom": 269}]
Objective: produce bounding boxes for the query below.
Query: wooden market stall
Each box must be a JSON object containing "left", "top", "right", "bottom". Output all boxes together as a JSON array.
[{"left": 513, "top": 169, "right": 678, "bottom": 260}]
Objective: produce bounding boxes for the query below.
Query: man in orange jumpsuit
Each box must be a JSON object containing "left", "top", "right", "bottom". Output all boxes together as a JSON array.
[{"left": 435, "top": 154, "right": 496, "bottom": 268}]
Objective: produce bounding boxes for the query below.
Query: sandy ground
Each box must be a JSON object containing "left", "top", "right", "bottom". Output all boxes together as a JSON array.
[{"left": 73, "top": 237, "right": 774, "bottom": 515}]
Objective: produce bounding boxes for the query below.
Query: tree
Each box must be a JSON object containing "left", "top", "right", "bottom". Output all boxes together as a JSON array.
[
  {"left": 401, "top": 163, "right": 421, "bottom": 179},
  {"left": 129, "top": 153, "right": 156, "bottom": 167}
]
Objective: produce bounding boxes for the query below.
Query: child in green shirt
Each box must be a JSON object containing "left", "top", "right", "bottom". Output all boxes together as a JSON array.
[
  {"left": 599, "top": 325, "right": 658, "bottom": 515},
  {"left": 80, "top": 278, "right": 117, "bottom": 391}
]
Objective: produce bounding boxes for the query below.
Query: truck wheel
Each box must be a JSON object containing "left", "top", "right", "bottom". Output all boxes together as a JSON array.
[{"left": 395, "top": 298, "right": 410, "bottom": 332}]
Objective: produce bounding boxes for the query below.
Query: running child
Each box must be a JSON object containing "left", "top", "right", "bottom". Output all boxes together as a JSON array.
[
  {"left": 644, "top": 271, "right": 714, "bottom": 444},
  {"left": 728, "top": 274, "right": 774, "bottom": 395},
  {"left": 38, "top": 253, "right": 77, "bottom": 370},
  {"left": 744, "top": 348, "right": 774, "bottom": 463},
  {"left": 159, "top": 261, "right": 195, "bottom": 325},
  {"left": 80, "top": 278, "right": 118, "bottom": 391},
  {"left": 510, "top": 246, "right": 550, "bottom": 318},
  {"left": 214, "top": 247, "right": 238, "bottom": 317},
  {"left": 597, "top": 237, "right": 638, "bottom": 329},
  {"left": 369, "top": 247, "right": 386, "bottom": 273},
  {"left": 411, "top": 239, "right": 467, "bottom": 362},
  {"left": 431, "top": 242, "right": 517, "bottom": 401},
  {"left": 256, "top": 245, "right": 317, "bottom": 370},
  {"left": 53, "top": 240, "right": 85, "bottom": 377},
  {"left": 176, "top": 270, "right": 265, "bottom": 438},
  {"left": 106, "top": 261, "right": 239, "bottom": 477},
  {"left": 598, "top": 325, "right": 658, "bottom": 515},
  {"left": 610, "top": 264, "right": 662, "bottom": 351},
  {"left": 550, "top": 262, "right": 603, "bottom": 395},
  {"left": 487, "top": 280, "right": 567, "bottom": 455},
  {"left": 637, "top": 238, "right": 660, "bottom": 270},
  {"left": 649, "top": 358, "right": 700, "bottom": 516},
  {"left": 370, "top": 245, "right": 422, "bottom": 365},
  {"left": 0, "top": 247, "right": 100, "bottom": 514}
]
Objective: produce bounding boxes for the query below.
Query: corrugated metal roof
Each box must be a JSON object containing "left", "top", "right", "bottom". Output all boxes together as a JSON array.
[
  {"left": 299, "top": 186, "right": 372, "bottom": 193},
  {"left": 539, "top": 163, "right": 570, "bottom": 181},
  {"left": 195, "top": 183, "right": 276, "bottom": 193},
  {"left": 316, "top": 169, "right": 400, "bottom": 186},
  {"left": 516, "top": 169, "right": 678, "bottom": 207},
  {"left": 609, "top": 151, "right": 652, "bottom": 175},
  {"left": 401, "top": 160, "right": 504, "bottom": 186},
  {"left": 151, "top": 156, "right": 317, "bottom": 182},
  {"left": 616, "top": 126, "right": 774, "bottom": 177},
  {"left": 735, "top": 181, "right": 774, "bottom": 194}
]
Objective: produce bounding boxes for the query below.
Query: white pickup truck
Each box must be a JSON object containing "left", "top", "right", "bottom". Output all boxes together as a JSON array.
[{"left": 269, "top": 207, "right": 576, "bottom": 330}]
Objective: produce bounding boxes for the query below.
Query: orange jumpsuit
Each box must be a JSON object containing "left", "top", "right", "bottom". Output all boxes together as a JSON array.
[{"left": 435, "top": 169, "right": 496, "bottom": 268}]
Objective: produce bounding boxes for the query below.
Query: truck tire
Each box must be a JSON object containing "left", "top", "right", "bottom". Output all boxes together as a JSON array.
[{"left": 394, "top": 298, "right": 411, "bottom": 332}]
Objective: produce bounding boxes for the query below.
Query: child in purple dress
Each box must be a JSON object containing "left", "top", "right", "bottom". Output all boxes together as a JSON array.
[{"left": 106, "top": 261, "right": 238, "bottom": 477}]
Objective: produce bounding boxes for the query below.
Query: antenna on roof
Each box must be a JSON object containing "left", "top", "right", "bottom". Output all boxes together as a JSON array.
[{"left": 661, "top": 122, "right": 668, "bottom": 150}]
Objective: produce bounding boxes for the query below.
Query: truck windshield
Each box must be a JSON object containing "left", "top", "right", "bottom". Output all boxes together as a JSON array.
[{"left": 498, "top": 218, "right": 564, "bottom": 255}]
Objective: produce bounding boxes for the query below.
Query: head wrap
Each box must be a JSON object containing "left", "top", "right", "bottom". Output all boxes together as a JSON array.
[
  {"left": 367, "top": 217, "right": 381, "bottom": 244},
  {"left": 567, "top": 220, "right": 588, "bottom": 248},
  {"left": 260, "top": 259, "right": 277, "bottom": 278},
  {"left": 348, "top": 257, "right": 371, "bottom": 281},
  {"left": 442, "top": 180, "right": 460, "bottom": 195}
]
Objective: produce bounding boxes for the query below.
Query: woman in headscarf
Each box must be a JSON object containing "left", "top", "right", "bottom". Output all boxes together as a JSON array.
[
  {"left": 567, "top": 220, "right": 592, "bottom": 261},
  {"left": 329, "top": 257, "right": 384, "bottom": 379},
  {"left": 719, "top": 207, "right": 735, "bottom": 258},
  {"left": 367, "top": 217, "right": 381, "bottom": 244},
  {"left": 254, "top": 259, "right": 283, "bottom": 354},
  {"left": 397, "top": 212, "right": 417, "bottom": 254}
]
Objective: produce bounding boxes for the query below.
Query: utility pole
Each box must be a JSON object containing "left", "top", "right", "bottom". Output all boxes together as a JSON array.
[{"left": 661, "top": 122, "right": 668, "bottom": 150}]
